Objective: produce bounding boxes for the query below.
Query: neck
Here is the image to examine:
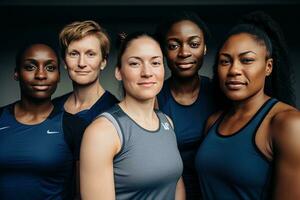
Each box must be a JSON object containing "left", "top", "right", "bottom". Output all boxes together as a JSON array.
[
  {"left": 18, "top": 96, "right": 53, "bottom": 114},
  {"left": 120, "top": 95, "right": 156, "bottom": 121},
  {"left": 15, "top": 96, "right": 54, "bottom": 124},
  {"left": 230, "top": 91, "right": 270, "bottom": 116},
  {"left": 71, "top": 81, "right": 104, "bottom": 106},
  {"left": 170, "top": 74, "right": 200, "bottom": 94}
]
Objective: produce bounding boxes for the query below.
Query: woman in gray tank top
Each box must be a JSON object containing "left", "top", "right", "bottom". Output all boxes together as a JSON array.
[{"left": 80, "top": 32, "right": 185, "bottom": 200}]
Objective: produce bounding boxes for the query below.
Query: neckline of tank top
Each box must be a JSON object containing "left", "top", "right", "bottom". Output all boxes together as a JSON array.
[
  {"left": 215, "top": 98, "right": 276, "bottom": 138},
  {"left": 61, "top": 90, "right": 110, "bottom": 113},
  {"left": 116, "top": 104, "right": 163, "bottom": 134},
  {"left": 167, "top": 76, "right": 206, "bottom": 107},
  {"left": 8, "top": 101, "right": 58, "bottom": 127}
]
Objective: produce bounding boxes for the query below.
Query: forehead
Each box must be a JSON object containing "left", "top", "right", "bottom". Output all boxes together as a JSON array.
[
  {"left": 167, "top": 20, "right": 203, "bottom": 38},
  {"left": 68, "top": 35, "right": 100, "bottom": 49},
  {"left": 220, "top": 33, "right": 267, "bottom": 55},
  {"left": 22, "top": 44, "right": 57, "bottom": 60},
  {"left": 123, "top": 36, "right": 162, "bottom": 57}
]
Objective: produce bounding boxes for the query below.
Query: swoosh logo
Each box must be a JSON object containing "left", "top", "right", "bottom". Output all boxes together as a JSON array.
[
  {"left": 47, "top": 130, "right": 60, "bottom": 134},
  {"left": 0, "top": 126, "right": 10, "bottom": 131}
]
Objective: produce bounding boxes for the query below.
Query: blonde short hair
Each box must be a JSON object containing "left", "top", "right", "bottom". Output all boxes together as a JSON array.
[{"left": 59, "top": 20, "right": 110, "bottom": 59}]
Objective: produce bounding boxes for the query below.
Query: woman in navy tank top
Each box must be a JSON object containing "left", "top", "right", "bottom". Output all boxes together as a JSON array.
[
  {"left": 195, "top": 11, "right": 300, "bottom": 199},
  {"left": 0, "top": 43, "right": 87, "bottom": 199},
  {"left": 53, "top": 20, "right": 119, "bottom": 124},
  {"left": 155, "top": 11, "right": 217, "bottom": 200},
  {"left": 80, "top": 32, "right": 185, "bottom": 200}
]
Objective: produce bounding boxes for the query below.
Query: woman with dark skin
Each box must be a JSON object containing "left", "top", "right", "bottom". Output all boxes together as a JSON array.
[
  {"left": 0, "top": 43, "right": 86, "bottom": 200},
  {"left": 195, "top": 12, "right": 300, "bottom": 199},
  {"left": 156, "top": 11, "right": 216, "bottom": 199}
]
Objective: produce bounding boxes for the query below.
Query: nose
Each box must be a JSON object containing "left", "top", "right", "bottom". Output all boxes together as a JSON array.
[
  {"left": 78, "top": 55, "right": 87, "bottom": 68},
  {"left": 228, "top": 60, "right": 242, "bottom": 76},
  {"left": 178, "top": 44, "right": 191, "bottom": 58},
  {"left": 35, "top": 67, "right": 47, "bottom": 80},
  {"left": 141, "top": 63, "right": 153, "bottom": 78}
]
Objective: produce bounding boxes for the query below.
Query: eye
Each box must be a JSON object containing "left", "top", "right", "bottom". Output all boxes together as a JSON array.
[
  {"left": 189, "top": 42, "right": 200, "bottom": 48},
  {"left": 24, "top": 64, "right": 37, "bottom": 71},
  {"left": 168, "top": 42, "right": 180, "bottom": 50},
  {"left": 45, "top": 65, "right": 57, "bottom": 72},
  {"left": 87, "top": 52, "right": 96, "bottom": 57},
  {"left": 152, "top": 61, "right": 161, "bottom": 67},
  {"left": 129, "top": 62, "right": 140, "bottom": 68},
  {"left": 218, "top": 58, "right": 231, "bottom": 66},
  {"left": 68, "top": 51, "right": 79, "bottom": 57},
  {"left": 241, "top": 58, "right": 254, "bottom": 64}
]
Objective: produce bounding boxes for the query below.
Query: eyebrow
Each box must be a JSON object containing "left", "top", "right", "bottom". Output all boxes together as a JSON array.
[
  {"left": 128, "top": 56, "right": 162, "bottom": 60},
  {"left": 167, "top": 35, "right": 202, "bottom": 41},
  {"left": 24, "top": 58, "right": 57, "bottom": 64},
  {"left": 219, "top": 51, "right": 257, "bottom": 57}
]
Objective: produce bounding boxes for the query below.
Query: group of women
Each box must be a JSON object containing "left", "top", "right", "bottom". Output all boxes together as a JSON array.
[{"left": 0, "top": 10, "right": 299, "bottom": 200}]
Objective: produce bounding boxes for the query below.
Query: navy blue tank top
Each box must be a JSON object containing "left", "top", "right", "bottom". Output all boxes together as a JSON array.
[
  {"left": 0, "top": 103, "right": 87, "bottom": 200},
  {"left": 157, "top": 76, "right": 217, "bottom": 199},
  {"left": 195, "top": 98, "right": 278, "bottom": 200},
  {"left": 53, "top": 91, "right": 119, "bottom": 124}
]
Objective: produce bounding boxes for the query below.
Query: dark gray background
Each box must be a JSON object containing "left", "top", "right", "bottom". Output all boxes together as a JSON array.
[{"left": 0, "top": 1, "right": 299, "bottom": 107}]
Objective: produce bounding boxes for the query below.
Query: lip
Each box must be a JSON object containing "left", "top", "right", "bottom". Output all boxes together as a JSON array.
[
  {"left": 75, "top": 71, "right": 90, "bottom": 75},
  {"left": 175, "top": 61, "right": 196, "bottom": 69},
  {"left": 225, "top": 80, "right": 247, "bottom": 90},
  {"left": 31, "top": 85, "right": 50, "bottom": 91},
  {"left": 137, "top": 81, "right": 156, "bottom": 87}
]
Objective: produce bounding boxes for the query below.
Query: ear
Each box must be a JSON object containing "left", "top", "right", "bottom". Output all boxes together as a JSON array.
[
  {"left": 14, "top": 70, "right": 19, "bottom": 81},
  {"left": 100, "top": 59, "right": 107, "bottom": 71},
  {"left": 115, "top": 67, "right": 122, "bottom": 81},
  {"left": 265, "top": 58, "right": 273, "bottom": 76},
  {"left": 204, "top": 45, "right": 207, "bottom": 55}
]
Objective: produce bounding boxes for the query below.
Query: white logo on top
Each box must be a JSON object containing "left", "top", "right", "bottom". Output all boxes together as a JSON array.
[
  {"left": 0, "top": 126, "right": 10, "bottom": 131},
  {"left": 47, "top": 130, "right": 60, "bottom": 134},
  {"left": 161, "top": 122, "right": 170, "bottom": 130}
]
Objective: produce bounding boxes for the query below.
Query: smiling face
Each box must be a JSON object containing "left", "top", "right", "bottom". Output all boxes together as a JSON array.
[
  {"left": 15, "top": 44, "right": 59, "bottom": 100},
  {"left": 115, "top": 36, "right": 164, "bottom": 101},
  {"left": 64, "top": 35, "right": 106, "bottom": 86},
  {"left": 218, "top": 33, "right": 273, "bottom": 102},
  {"left": 165, "top": 20, "right": 206, "bottom": 79}
]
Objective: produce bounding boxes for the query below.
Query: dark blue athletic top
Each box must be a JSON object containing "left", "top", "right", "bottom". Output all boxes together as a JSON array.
[
  {"left": 195, "top": 98, "right": 278, "bottom": 200},
  {"left": 157, "top": 76, "right": 216, "bottom": 199},
  {"left": 53, "top": 91, "right": 119, "bottom": 124},
  {"left": 0, "top": 103, "right": 87, "bottom": 200}
]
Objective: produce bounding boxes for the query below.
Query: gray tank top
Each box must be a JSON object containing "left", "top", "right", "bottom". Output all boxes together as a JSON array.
[{"left": 100, "top": 105, "right": 183, "bottom": 200}]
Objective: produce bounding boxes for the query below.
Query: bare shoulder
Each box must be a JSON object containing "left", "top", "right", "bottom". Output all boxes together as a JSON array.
[
  {"left": 82, "top": 116, "right": 121, "bottom": 155},
  {"left": 204, "top": 110, "right": 224, "bottom": 134},
  {"left": 271, "top": 102, "right": 300, "bottom": 153}
]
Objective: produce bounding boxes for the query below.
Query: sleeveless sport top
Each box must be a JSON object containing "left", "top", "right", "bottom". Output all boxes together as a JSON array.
[
  {"left": 53, "top": 91, "right": 119, "bottom": 124},
  {"left": 195, "top": 98, "right": 278, "bottom": 200},
  {"left": 0, "top": 103, "right": 86, "bottom": 200},
  {"left": 157, "top": 76, "right": 217, "bottom": 199},
  {"left": 100, "top": 105, "right": 183, "bottom": 200}
]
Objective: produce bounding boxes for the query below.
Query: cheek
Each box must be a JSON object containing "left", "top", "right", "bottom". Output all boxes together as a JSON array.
[
  {"left": 65, "top": 59, "right": 77, "bottom": 69},
  {"left": 155, "top": 67, "right": 165, "bottom": 80},
  {"left": 167, "top": 51, "right": 177, "bottom": 61},
  {"left": 49, "top": 73, "right": 60, "bottom": 83},
  {"left": 217, "top": 67, "right": 227, "bottom": 81}
]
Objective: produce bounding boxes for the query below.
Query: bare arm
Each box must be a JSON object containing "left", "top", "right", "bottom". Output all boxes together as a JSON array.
[
  {"left": 80, "top": 117, "right": 121, "bottom": 200},
  {"left": 271, "top": 110, "right": 300, "bottom": 200},
  {"left": 175, "top": 177, "right": 186, "bottom": 200}
]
